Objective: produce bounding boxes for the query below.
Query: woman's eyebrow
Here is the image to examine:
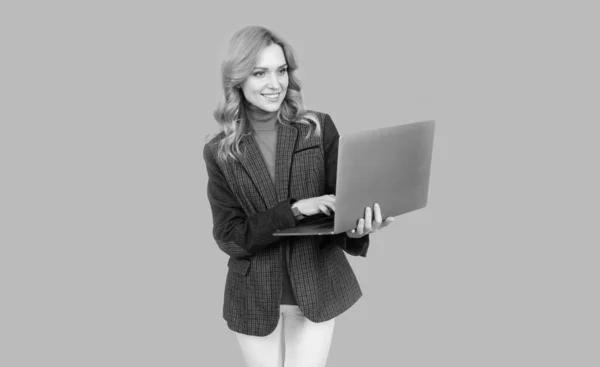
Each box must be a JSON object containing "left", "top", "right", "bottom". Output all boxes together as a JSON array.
[{"left": 253, "top": 64, "right": 288, "bottom": 70}]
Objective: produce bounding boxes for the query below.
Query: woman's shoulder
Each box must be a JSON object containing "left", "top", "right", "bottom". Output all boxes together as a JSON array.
[
  {"left": 299, "top": 109, "right": 335, "bottom": 128},
  {"left": 303, "top": 109, "right": 338, "bottom": 134},
  {"left": 304, "top": 109, "right": 328, "bottom": 119},
  {"left": 203, "top": 131, "right": 225, "bottom": 160},
  {"left": 204, "top": 131, "right": 225, "bottom": 144}
]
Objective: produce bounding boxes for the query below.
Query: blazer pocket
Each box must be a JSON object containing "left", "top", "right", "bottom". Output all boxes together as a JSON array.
[
  {"left": 227, "top": 257, "right": 250, "bottom": 276},
  {"left": 293, "top": 145, "right": 320, "bottom": 155}
]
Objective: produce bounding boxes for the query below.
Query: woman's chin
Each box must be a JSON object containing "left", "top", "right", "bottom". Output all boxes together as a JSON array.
[{"left": 259, "top": 103, "right": 282, "bottom": 112}]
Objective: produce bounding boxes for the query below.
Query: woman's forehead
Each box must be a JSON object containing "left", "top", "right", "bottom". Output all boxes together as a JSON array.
[{"left": 254, "top": 44, "right": 287, "bottom": 69}]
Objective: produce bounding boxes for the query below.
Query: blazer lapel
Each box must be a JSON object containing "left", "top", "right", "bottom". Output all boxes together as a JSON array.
[
  {"left": 238, "top": 122, "right": 278, "bottom": 208},
  {"left": 237, "top": 120, "right": 299, "bottom": 208},
  {"left": 274, "top": 122, "right": 298, "bottom": 202}
]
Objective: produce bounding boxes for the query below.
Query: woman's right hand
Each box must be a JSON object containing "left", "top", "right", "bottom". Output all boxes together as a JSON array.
[{"left": 292, "top": 195, "right": 336, "bottom": 216}]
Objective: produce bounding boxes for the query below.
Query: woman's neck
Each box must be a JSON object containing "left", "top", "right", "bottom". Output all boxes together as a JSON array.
[{"left": 244, "top": 101, "right": 278, "bottom": 130}]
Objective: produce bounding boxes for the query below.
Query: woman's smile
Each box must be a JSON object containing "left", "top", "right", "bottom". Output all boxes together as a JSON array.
[{"left": 261, "top": 92, "right": 281, "bottom": 102}]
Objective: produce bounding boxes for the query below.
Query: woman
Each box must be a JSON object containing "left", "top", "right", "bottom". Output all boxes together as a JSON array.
[{"left": 203, "top": 25, "right": 394, "bottom": 367}]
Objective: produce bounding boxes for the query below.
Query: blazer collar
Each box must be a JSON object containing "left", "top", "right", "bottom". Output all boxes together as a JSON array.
[{"left": 238, "top": 119, "right": 298, "bottom": 208}]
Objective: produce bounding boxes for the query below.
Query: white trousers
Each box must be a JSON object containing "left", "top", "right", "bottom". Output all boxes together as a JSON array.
[{"left": 235, "top": 305, "right": 336, "bottom": 367}]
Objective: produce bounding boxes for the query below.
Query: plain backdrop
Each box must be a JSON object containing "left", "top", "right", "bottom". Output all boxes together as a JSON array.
[{"left": 1, "top": 1, "right": 599, "bottom": 366}]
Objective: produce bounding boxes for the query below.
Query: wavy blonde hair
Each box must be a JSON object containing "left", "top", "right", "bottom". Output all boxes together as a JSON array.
[{"left": 212, "top": 25, "right": 321, "bottom": 163}]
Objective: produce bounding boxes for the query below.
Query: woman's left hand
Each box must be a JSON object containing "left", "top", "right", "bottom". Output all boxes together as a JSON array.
[{"left": 346, "top": 203, "right": 394, "bottom": 238}]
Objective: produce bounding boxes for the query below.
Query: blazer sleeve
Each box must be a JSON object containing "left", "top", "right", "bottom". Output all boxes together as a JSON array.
[
  {"left": 322, "top": 113, "right": 370, "bottom": 257},
  {"left": 203, "top": 142, "right": 297, "bottom": 258}
]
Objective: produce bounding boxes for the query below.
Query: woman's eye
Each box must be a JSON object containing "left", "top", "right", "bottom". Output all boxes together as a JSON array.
[
  {"left": 279, "top": 68, "right": 288, "bottom": 74},
  {"left": 253, "top": 72, "right": 265, "bottom": 77}
]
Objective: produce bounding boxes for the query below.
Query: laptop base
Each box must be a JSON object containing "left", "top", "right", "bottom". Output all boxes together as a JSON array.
[{"left": 273, "top": 215, "right": 338, "bottom": 236}]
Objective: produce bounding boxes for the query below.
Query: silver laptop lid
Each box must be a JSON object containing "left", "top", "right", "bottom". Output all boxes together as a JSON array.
[{"left": 333, "top": 120, "right": 435, "bottom": 233}]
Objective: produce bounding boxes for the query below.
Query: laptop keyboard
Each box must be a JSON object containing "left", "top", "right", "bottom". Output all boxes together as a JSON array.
[
  {"left": 299, "top": 214, "right": 334, "bottom": 225},
  {"left": 312, "top": 221, "right": 334, "bottom": 229}
]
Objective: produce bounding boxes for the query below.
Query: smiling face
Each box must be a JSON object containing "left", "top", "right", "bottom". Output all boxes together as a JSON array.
[{"left": 241, "top": 43, "right": 289, "bottom": 113}]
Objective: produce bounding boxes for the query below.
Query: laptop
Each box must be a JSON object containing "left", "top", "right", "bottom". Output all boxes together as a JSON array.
[{"left": 273, "top": 119, "right": 436, "bottom": 236}]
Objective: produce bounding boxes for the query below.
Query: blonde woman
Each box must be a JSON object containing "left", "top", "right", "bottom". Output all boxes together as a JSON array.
[{"left": 203, "top": 25, "right": 394, "bottom": 367}]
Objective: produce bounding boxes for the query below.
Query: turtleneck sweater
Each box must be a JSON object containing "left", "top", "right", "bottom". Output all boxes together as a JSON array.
[
  {"left": 245, "top": 102, "right": 298, "bottom": 306},
  {"left": 245, "top": 102, "right": 279, "bottom": 182}
]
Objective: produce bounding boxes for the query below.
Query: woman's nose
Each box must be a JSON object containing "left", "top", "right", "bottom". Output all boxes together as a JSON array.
[{"left": 266, "top": 72, "right": 280, "bottom": 89}]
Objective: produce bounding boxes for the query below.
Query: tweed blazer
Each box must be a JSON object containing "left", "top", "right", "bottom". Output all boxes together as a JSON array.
[{"left": 203, "top": 111, "right": 370, "bottom": 336}]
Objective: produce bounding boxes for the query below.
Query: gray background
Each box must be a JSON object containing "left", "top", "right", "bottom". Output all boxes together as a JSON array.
[{"left": 2, "top": 1, "right": 599, "bottom": 366}]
